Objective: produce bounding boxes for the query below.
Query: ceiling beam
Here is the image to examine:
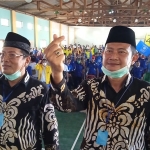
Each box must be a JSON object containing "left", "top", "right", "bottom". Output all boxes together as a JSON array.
[
  {"left": 35, "top": 0, "right": 72, "bottom": 15},
  {"left": 84, "top": 0, "right": 87, "bottom": 8},
  {"left": 40, "top": 1, "right": 58, "bottom": 9},
  {"left": 60, "top": 0, "right": 63, "bottom": 8},
  {"left": 51, "top": 18, "right": 148, "bottom": 23},
  {"left": 38, "top": 14, "right": 149, "bottom": 18},
  {"left": 73, "top": 1, "right": 75, "bottom": 16},
  {"left": 17, "top": 6, "right": 150, "bottom": 12},
  {"left": 71, "top": 0, "right": 82, "bottom": 7},
  {"left": 13, "top": 3, "right": 30, "bottom": 9},
  {"left": 37, "top": 1, "right": 40, "bottom": 10},
  {"left": 69, "top": 23, "right": 149, "bottom": 27}
]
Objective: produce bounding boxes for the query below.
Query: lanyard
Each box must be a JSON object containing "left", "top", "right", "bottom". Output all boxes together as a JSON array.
[{"left": 104, "top": 77, "right": 133, "bottom": 124}]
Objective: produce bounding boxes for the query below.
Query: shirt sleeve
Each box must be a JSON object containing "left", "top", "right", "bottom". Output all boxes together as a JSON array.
[
  {"left": 50, "top": 76, "right": 89, "bottom": 112},
  {"left": 40, "top": 91, "right": 59, "bottom": 150}
]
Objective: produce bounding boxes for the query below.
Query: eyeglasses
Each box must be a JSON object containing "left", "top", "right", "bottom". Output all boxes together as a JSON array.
[{"left": 0, "top": 52, "right": 25, "bottom": 59}]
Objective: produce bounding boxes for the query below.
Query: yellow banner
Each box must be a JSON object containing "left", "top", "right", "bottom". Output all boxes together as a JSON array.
[{"left": 144, "top": 34, "right": 150, "bottom": 47}]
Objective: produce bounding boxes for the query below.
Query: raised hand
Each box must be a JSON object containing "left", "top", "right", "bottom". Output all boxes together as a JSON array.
[{"left": 44, "top": 34, "right": 65, "bottom": 84}]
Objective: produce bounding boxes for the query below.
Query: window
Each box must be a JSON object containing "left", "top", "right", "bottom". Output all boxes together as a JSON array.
[
  {"left": 38, "top": 25, "right": 42, "bottom": 31},
  {"left": 44, "top": 27, "right": 49, "bottom": 31},
  {"left": 0, "top": 18, "right": 9, "bottom": 26},
  {"left": 27, "top": 23, "right": 33, "bottom": 30},
  {"left": 40, "top": 40, "right": 47, "bottom": 48},
  {"left": 16, "top": 21, "right": 23, "bottom": 28}
]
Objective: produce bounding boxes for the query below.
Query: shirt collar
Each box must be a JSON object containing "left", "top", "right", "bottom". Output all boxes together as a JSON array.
[
  {"left": 101, "top": 73, "right": 132, "bottom": 87},
  {"left": 0, "top": 71, "right": 30, "bottom": 87}
]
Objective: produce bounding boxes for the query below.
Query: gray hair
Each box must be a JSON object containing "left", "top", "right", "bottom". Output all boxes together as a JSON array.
[{"left": 130, "top": 45, "right": 138, "bottom": 55}]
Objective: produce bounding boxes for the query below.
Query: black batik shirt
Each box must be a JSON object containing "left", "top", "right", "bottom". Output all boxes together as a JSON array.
[
  {"left": 50, "top": 74, "right": 150, "bottom": 150},
  {"left": 0, "top": 72, "right": 59, "bottom": 150}
]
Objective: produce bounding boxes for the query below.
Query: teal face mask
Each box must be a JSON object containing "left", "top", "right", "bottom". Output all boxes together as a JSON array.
[
  {"left": 3, "top": 70, "right": 21, "bottom": 81},
  {"left": 101, "top": 66, "right": 129, "bottom": 78}
]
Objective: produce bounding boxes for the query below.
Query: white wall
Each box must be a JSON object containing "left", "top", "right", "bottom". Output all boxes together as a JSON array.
[
  {"left": 50, "top": 21, "right": 60, "bottom": 42},
  {"left": 74, "top": 26, "right": 150, "bottom": 47},
  {"left": 61, "top": 24, "right": 68, "bottom": 46},
  {"left": 68, "top": 26, "right": 75, "bottom": 45},
  {"left": 131, "top": 27, "right": 149, "bottom": 44}
]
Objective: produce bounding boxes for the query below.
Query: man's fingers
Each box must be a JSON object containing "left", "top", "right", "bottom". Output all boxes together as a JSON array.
[
  {"left": 45, "top": 36, "right": 65, "bottom": 53},
  {"left": 44, "top": 44, "right": 61, "bottom": 56},
  {"left": 53, "top": 34, "right": 58, "bottom": 40},
  {"left": 52, "top": 36, "right": 65, "bottom": 45}
]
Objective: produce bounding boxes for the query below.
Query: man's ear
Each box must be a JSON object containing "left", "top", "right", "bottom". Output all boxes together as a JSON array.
[
  {"left": 132, "top": 53, "right": 139, "bottom": 65},
  {"left": 25, "top": 56, "right": 31, "bottom": 67}
]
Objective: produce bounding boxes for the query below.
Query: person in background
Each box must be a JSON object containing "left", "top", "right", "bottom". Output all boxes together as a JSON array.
[
  {"left": 139, "top": 54, "right": 147, "bottom": 73},
  {"left": 94, "top": 45, "right": 99, "bottom": 54},
  {"left": 30, "top": 52, "right": 39, "bottom": 63},
  {"left": 44, "top": 26, "right": 150, "bottom": 150},
  {"left": 74, "top": 57, "right": 84, "bottom": 88},
  {"left": 67, "top": 46, "right": 72, "bottom": 56},
  {"left": 37, "top": 48, "right": 44, "bottom": 60},
  {"left": 0, "top": 32, "right": 59, "bottom": 150},
  {"left": 95, "top": 52, "right": 102, "bottom": 64},
  {"left": 95, "top": 53, "right": 103, "bottom": 77},
  {"left": 66, "top": 57, "right": 75, "bottom": 90},
  {"left": 33, "top": 47, "right": 38, "bottom": 57},
  {"left": 131, "top": 61, "right": 144, "bottom": 79},
  {"left": 143, "top": 59, "right": 150, "bottom": 82},
  {"left": 86, "top": 55, "right": 98, "bottom": 79},
  {"left": 29, "top": 56, "right": 38, "bottom": 79},
  {"left": 63, "top": 61, "right": 69, "bottom": 81},
  {"left": 35, "top": 58, "right": 52, "bottom": 88}
]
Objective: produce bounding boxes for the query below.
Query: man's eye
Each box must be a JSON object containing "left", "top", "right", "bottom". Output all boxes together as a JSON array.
[
  {"left": 106, "top": 50, "right": 112, "bottom": 52},
  {"left": 119, "top": 51, "right": 126, "bottom": 53},
  {"left": 9, "top": 54, "right": 16, "bottom": 57}
]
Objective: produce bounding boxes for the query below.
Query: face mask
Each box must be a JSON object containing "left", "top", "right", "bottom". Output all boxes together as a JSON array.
[
  {"left": 101, "top": 66, "right": 129, "bottom": 78},
  {"left": 3, "top": 70, "right": 21, "bottom": 81}
]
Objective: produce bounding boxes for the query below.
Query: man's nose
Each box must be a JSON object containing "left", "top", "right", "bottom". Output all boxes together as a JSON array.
[{"left": 109, "top": 51, "right": 119, "bottom": 60}]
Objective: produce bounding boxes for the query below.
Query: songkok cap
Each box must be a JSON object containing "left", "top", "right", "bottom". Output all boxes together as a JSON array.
[
  {"left": 3, "top": 32, "right": 30, "bottom": 54},
  {"left": 105, "top": 26, "right": 136, "bottom": 49}
]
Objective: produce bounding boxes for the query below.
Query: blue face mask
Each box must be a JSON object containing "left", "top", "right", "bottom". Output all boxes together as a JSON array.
[
  {"left": 3, "top": 70, "right": 21, "bottom": 81},
  {"left": 101, "top": 66, "right": 129, "bottom": 78}
]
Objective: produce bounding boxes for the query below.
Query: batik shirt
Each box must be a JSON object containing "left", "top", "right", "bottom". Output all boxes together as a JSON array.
[
  {"left": 50, "top": 74, "right": 150, "bottom": 150},
  {"left": 0, "top": 72, "right": 59, "bottom": 150}
]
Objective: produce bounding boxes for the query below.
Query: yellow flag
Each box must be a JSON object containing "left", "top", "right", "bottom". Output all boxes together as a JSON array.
[
  {"left": 85, "top": 51, "right": 90, "bottom": 58},
  {"left": 144, "top": 34, "right": 150, "bottom": 47},
  {"left": 91, "top": 48, "right": 95, "bottom": 55}
]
